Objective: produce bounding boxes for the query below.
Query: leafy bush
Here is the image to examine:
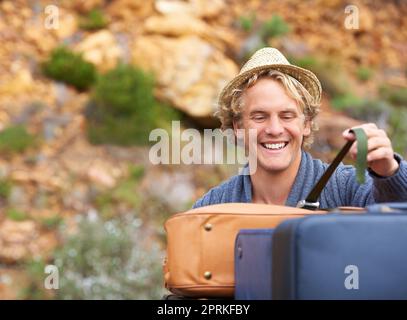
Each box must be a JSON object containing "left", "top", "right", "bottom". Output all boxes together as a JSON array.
[
  {"left": 291, "top": 55, "right": 319, "bottom": 69},
  {"left": 238, "top": 13, "right": 256, "bottom": 32},
  {"left": 290, "top": 55, "right": 349, "bottom": 97},
  {"left": 40, "top": 216, "right": 64, "bottom": 230},
  {"left": 6, "top": 208, "right": 28, "bottom": 221},
  {"left": 53, "top": 214, "right": 165, "bottom": 299},
  {"left": 356, "top": 66, "right": 374, "bottom": 82},
  {"left": 0, "top": 178, "right": 11, "bottom": 200},
  {"left": 128, "top": 164, "right": 145, "bottom": 181},
  {"left": 260, "top": 14, "right": 291, "bottom": 40},
  {"left": 388, "top": 107, "right": 407, "bottom": 155},
  {"left": 336, "top": 97, "right": 407, "bottom": 155},
  {"left": 19, "top": 258, "right": 53, "bottom": 300},
  {"left": 379, "top": 85, "right": 407, "bottom": 107},
  {"left": 0, "top": 125, "right": 37, "bottom": 155},
  {"left": 85, "top": 64, "right": 180, "bottom": 146},
  {"left": 94, "top": 165, "right": 145, "bottom": 219},
  {"left": 42, "top": 46, "right": 97, "bottom": 91},
  {"left": 79, "top": 9, "right": 108, "bottom": 30},
  {"left": 331, "top": 93, "right": 365, "bottom": 110},
  {"left": 343, "top": 99, "right": 392, "bottom": 124},
  {"left": 238, "top": 14, "right": 291, "bottom": 63}
]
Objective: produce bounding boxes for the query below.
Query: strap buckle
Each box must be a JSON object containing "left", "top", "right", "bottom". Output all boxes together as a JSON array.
[{"left": 296, "top": 199, "right": 320, "bottom": 210}]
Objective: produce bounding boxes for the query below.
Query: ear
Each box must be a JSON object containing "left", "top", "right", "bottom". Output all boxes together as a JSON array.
[{"left": 303, "top": 120, "right": 311, "bottom": 137}]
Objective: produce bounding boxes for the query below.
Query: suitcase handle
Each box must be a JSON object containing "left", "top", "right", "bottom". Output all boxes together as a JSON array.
[{"left": 297, "top": 128, "right": 368, "bottom": 210}]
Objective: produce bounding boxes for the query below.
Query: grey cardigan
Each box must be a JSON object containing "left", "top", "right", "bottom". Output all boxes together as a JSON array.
[{"left": 192, "top": 151, "right": 407, "bottom": 209}]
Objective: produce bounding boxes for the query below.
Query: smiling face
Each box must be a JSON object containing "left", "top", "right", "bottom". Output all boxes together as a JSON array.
[{"left": 234, "top": 77, "right": 311, "bottom": 174}]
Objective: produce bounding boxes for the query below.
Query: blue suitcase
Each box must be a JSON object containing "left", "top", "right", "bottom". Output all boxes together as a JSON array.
[
  {"left": 234, "top": 229, "right": 275, "bottom": 300},
  {"left": 235, "top": 203, "right": 407, "bottom": 300}
]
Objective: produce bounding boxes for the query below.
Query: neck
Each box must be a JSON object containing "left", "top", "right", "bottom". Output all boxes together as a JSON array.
[{"left": 250, "top": 151, "right": 303, "bottom": 205}]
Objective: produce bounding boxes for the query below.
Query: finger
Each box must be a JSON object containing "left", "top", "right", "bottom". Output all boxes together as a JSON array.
[
  {"left": 342, "top": 126, "right": 367, "bottom": 141},
  {"left": 359, "top": 123, "right": 378, "bottom": 130},
  {"left": 343, "top": 124, "right": 383, "bottom": 140},
  {"left": 342, "top": 128, "right": 354, "bottom": 140},
  {"left": 350, "top": 136, "right": 390, "bottom": 159},
  {"left": 367, "top": 147, "right": 393, "bottom": 162},
  {"left": 347, "top": 123, "right": 377, "bottom": 132},
  {"left": 367, "top": 136, "right": 391, "bottom": 152}
]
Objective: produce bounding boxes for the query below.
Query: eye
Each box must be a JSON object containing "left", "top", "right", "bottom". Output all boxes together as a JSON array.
[
  {"left": 251, "top": 114, "right": 266, "bottom": 121},
  {"left": 280, "top": 113, "right": 296, "bottom": 121}
]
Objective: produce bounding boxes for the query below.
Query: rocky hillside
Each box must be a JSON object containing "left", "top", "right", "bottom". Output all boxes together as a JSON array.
[{"left": 0, "top": 0, "right": 406, "bottom": 299}]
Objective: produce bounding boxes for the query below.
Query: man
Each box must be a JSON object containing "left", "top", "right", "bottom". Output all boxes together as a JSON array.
[{"left": 193, "top": 48, "right": 407, "bottom": 209}]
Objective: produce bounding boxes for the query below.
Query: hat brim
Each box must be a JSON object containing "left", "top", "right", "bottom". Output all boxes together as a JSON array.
[{"left": 218, "top": 64, "right": 322, "bottom": 107}]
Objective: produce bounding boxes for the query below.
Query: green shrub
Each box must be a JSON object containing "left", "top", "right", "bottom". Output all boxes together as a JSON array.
[
  {"left": 260, "top": 14, "right": 291, "bottom": 40},
  {"left": 86, "top": 64, "right": 180, "bottom": 146},
  {"left": 6, "top": 208, "right": 28, "bottom": 221},
  {"left": 331, "top": 93, "right": 365, "bottom": 110},
  {"left": 356, "top": 66, "right": 374, "bottom": 82},
  {"left": 0, "top": 178, "right": 11, "bottom": 199},
  {"left": 94, "top": 165, "right": 146, "bottom": 219},
  {"left": 335, "top": 97, "right": 407, "bottom": 156},
  {"left": 53, "top": 215, "right": 165, "bottom": 299},
  {"left": 40, "top": 216, "right": 64, "bottom": 230},
  {"left": 238, "top": 13, "right": 256, "bottom": 32},
  {"left": 79, "top": 9, "right": 108, "bottom": 30},
  {"left": 388, "top": 107, "right": 407, "bottom": 155},
  {"left": 238, "top": 15, "right": 290, "bottom": 63},
  {"left": 0, "top": 125, "right": 37, "bottom": 155},
  {"left": 344, "top": 99, "right": 392, "bottom": 123},
  {"left": 291, "top": 55, "right": 318, "bottom": 69},
  {"left": 42, "top": 46, "right": 97, "bottom": 91},
  {"left": 290, "top": 55, "right": 349, "bottom": 97},
  {"left": 128, "top": 164, "right": 145, "bottom": 181},
  {"left": 95, "top": 185, "right": 140, "bottom": 219},
  {"left": 19, "top": 258, "right": 52, "bottom": 300},
  {"left": 379, "top": 85, "right": 407, "bottom": 107}
]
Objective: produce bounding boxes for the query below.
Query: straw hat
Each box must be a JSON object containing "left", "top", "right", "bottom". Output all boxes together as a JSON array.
[{"left": 219, "top": 47, "right": 322, "bottom": 107}]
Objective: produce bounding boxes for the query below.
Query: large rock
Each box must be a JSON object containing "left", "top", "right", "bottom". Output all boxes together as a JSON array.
[
  {"left": 154, "top": 0, "right": 225, "bottom": 18},
  {"left": 144, "top": 14, "right": 210, "bottom": 37},
  {"left": 143, "top": 14, "right": 238, "bottom": 51},
  {"left": 66, "top": 0, "right": 104, "bottom": 13},
  {"left": 107, "top": 0, "right": 155, "bottom": 21},
  {"left": 53, "top": 9, "right": 78, "bottom": 40},
  {"left": 132, "top": 35, "right": 238, "bottom": 119},
  {"left": 24, "top": 22, "right": 57, "bottom": 54},
  {"left": 0, "top": 68, "right": 33, "bottom": 97},
  {"left": 56, "top": 135, "right": 125, "bottom": 183},
  {"left": 0, "top": 219, "right": 58, "bottom": 264},
  {"left": 74, "top": 30, "right": 123, "bottom": 72},
  {"left": 358, "top": 3, "right": 375, "bottom": 32}
]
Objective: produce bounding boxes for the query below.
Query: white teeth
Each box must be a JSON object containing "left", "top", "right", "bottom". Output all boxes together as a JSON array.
[{"left": 263, "top": 143, "right": 286, "bottom": 150}]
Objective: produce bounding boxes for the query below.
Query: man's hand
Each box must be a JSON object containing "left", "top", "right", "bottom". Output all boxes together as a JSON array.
[{"left": 342, "top": 123, "right": 399, "bottom": 177}]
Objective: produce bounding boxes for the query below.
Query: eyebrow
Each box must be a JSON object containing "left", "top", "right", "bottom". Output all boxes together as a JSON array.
[{"left": 249, "top": 107, "right": 299, "bottom": 115}]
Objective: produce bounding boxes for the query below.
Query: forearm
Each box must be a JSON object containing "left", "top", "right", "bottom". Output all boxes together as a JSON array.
[{"left": 371, "top": 154, "right": 407, "bottom": 202}]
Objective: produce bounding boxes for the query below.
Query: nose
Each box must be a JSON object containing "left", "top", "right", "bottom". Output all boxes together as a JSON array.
[{"left": 264, "top": 115, "right": 284, "bottom": 136}]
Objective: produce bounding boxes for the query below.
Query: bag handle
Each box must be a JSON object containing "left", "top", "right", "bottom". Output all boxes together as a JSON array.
[{"left": 297, "top": 128, "right": 367, "bottom": 210}]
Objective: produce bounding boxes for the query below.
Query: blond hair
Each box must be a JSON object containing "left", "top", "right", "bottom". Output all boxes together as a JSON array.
[{"left": 215, "top": 70, "right": 320, "bottom": 149}]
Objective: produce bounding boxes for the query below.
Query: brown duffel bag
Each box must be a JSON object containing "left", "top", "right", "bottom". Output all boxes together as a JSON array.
[{"left": 163, "top": 203, "right": 326, "bottom": 298}]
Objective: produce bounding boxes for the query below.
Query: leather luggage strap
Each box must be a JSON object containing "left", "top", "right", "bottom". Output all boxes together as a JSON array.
[{"left": 297, "top": 128, "right": 368, "bottom": 210}]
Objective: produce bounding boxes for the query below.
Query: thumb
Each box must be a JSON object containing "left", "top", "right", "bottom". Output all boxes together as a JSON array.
[{"left": 342, "top": 129, "right": 355, "bottom": 140}]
